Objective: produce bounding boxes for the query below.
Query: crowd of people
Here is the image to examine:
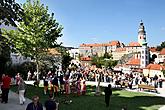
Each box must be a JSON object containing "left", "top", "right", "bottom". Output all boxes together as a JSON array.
[
  {"left": 38, "top": 67, "right": 164, "bottom": 96},
  {"left": 41, "top": 70, "right": 87, "bottom": 97},
  {"left": 0, "top": 65, "right": 164, "bottom": 110},
  {"left": 0, "top": 73, "right": 58, "bottom": 110}
]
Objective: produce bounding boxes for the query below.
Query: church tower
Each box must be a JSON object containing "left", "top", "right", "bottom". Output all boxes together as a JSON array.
[{"left": 138, "top": 20, "right": 149, "bottom": 68}]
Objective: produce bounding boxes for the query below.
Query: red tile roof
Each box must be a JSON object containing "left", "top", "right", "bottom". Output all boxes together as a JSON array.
[
  {"left": 109, "top": 40, "right": 120, "bottom": 46},
  {"left": 128, "top": 42, "right": 141, "bottom": 47},
  {"left": 160, "top": 48, "right": 165, "bottom": 55},
  {"left": 79, "top": 40, "right": 121, "bottom": 47},
  {"left": 126, "top": 58, "right": 140, "bottom": 65},
  {"left": 80, "top": 57, "right": 92, "bottom": 61},
  {"left": 145, "top": 64, "right": 165, "bottom": 70},
  {"left": 79, "top": 43, "right": 101, "bottom": 47}
]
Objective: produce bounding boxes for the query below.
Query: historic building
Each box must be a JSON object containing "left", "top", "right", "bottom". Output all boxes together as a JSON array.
[
  {"left": 138, "top": 21, "right": 150, "bottom": 68},
  {"left": 79, "top": 40, "right": 122, "bottom": 57},
  {"left": 79, "top": 21, "right": 150, "bottom": 70},
  {"left": 68, "top": 48, "right": 79, "bottom": 60},
  {"left": 11, "top": 53, "right": 32, "bottom": 65},
  {"left": 153, "top": 48, "right": 165, "bottom": 64},
  {"left": 143, "top": 64, "right": 165, "bottom": 78},
  {"left": 159, "top": 48, "right": 165, "bottom": 59},
  {"left": 112, "top": 42, "right": 142, "bottom": 61},
  {"left": 112, "top": 47, "right": 127, "bottom": 60},
  {"left": 113, "top": 21, "right": 150, "bottom": 73}
]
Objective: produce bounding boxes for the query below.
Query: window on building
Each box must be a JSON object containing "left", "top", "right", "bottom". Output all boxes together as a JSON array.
[
  {"left": 146, "top": 61, "right": 148, "bottom": 64},
  {"left": 142, "top": 56, "right": 144, "bottom": 59},
  {"left": 142, "top": 51, "right": 144, "bottom": 54},
  {"left": 142, "top": 61, "right": 144, "bottom": 64}
]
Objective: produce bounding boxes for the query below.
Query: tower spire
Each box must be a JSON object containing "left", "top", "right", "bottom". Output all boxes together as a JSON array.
[{"left": 138, "top": 21, "right": 149, "bottom": 68}]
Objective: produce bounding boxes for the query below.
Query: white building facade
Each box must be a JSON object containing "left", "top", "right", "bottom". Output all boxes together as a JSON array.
[
  {"left": 11, "top": 53, "right": 32, "bottom": 65},
  {"left": 68, "top": 48, "right": 79, "bottom": 60}
]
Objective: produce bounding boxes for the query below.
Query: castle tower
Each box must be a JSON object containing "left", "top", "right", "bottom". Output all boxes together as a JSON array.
[
  {"left": 138, "top": 20, "right": 147, "bottom": 46},
  {"left": 138, "top": 21, "right": 149, "bottom": 68}
]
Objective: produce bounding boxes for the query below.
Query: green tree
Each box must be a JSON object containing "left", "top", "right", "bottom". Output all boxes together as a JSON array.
[
  {"left": 58, "top": 47, "right": 73, "bottom": 73},
  {"left": 91, "top": 53, "right": 117, "bottom": 68},
  {"left": 0, "top": 0, "right": 24, "bottom": 74},
  {"left": 0, "top": 41, "right": 11, "bottom": 74},
  {"left": 0, "top": 0, "right": 24, "bottom": 26},
  {"left": 157, "top": 41, "right": 165, "bottom": 51},
  {"left": 91, "top": 56, "right": 104, "bottom": 68},
  {"left": 2, "top": 0, "right": 63, "bottom": 79},
  {"left": 104, "top": 59, "right": 118, "bottom": 69}
]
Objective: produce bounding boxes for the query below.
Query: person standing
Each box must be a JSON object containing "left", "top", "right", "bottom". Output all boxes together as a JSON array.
[
  {"left": 59, "top": 75, "right": 64, "bottom": 95},
  {"left": 81, "top": 81, "right": 86, "bottom": 95},
  {"left": 104, "top": 84, "right": 112, "bottom": 107},
  {"left": 27, "top": 71, "right": 32, "bottom": 81},
  {"left": 52, "top": 75, "right": 59, "bottom": 97},
  {"left": 65, "top": 77, "right": 70, "bottom": 96},
  {"left": 43, "top": 76, "right": 49, "bottom": 95},
  {"left": 45, "top": 95, "right": 58, "bottom": 110},
  {"left": 76, "top": 77, "right": 81, "bottom": 96},
  {"left": 1, "top": 74, "right": 11, "bottom": 103},
  {"left": 158, "top": 75, "right": 163, "bottom": 88},
  {"left": 153, "top": 74, "right": 158, "bottom": 88},
  {"left": 26, "top": 95, "right": 43, "bottom": 110},
  {"left": 18, "top": 77, "right": 26, "bottom": 105}
]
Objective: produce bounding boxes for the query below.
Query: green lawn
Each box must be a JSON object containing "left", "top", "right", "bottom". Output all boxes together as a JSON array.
[{"left": 11, "top": 85, "right": 165, "bottom": 110}]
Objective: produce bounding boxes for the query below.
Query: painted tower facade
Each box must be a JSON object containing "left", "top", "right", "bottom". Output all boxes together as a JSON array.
[
  {"left": 138, "top": 20, "right": 147, "bottom": 46},
  {"left": 138, "top": 21, "right": 149, "bottom": 68}
]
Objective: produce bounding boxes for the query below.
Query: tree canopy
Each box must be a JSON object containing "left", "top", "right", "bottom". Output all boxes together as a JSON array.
[
  {"left": 2, "top": 0, "right": 63, "bottom": 76},
  {"left": 0, "top": 0, "right": 24, "bottom": 26},
  {"left": 0, "top": 0, "right": 24, "bottom": 74},
  {"left": 57, "top": 47, "right": 73, "bottom": 72},
  {"left": 157, "top": 41, "right": 165, "bottom": 51},
  {"left": 91, "top": 53, "right": 117, "bottom": 69}
]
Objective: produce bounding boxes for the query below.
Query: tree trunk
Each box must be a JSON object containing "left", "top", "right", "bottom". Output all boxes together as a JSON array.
[{"left": 36, "top": 60, "right": 39, "bottom": 80}]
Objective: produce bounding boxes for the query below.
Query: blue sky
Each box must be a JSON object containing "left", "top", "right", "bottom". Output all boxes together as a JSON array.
[{"left": 15, "top": 0, "right": 165, "bottom": 47}]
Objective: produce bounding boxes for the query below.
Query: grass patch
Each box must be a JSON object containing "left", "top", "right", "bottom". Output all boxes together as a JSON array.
[{"left": 11, "top": 85, "right": 165, "bottom": 110}]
